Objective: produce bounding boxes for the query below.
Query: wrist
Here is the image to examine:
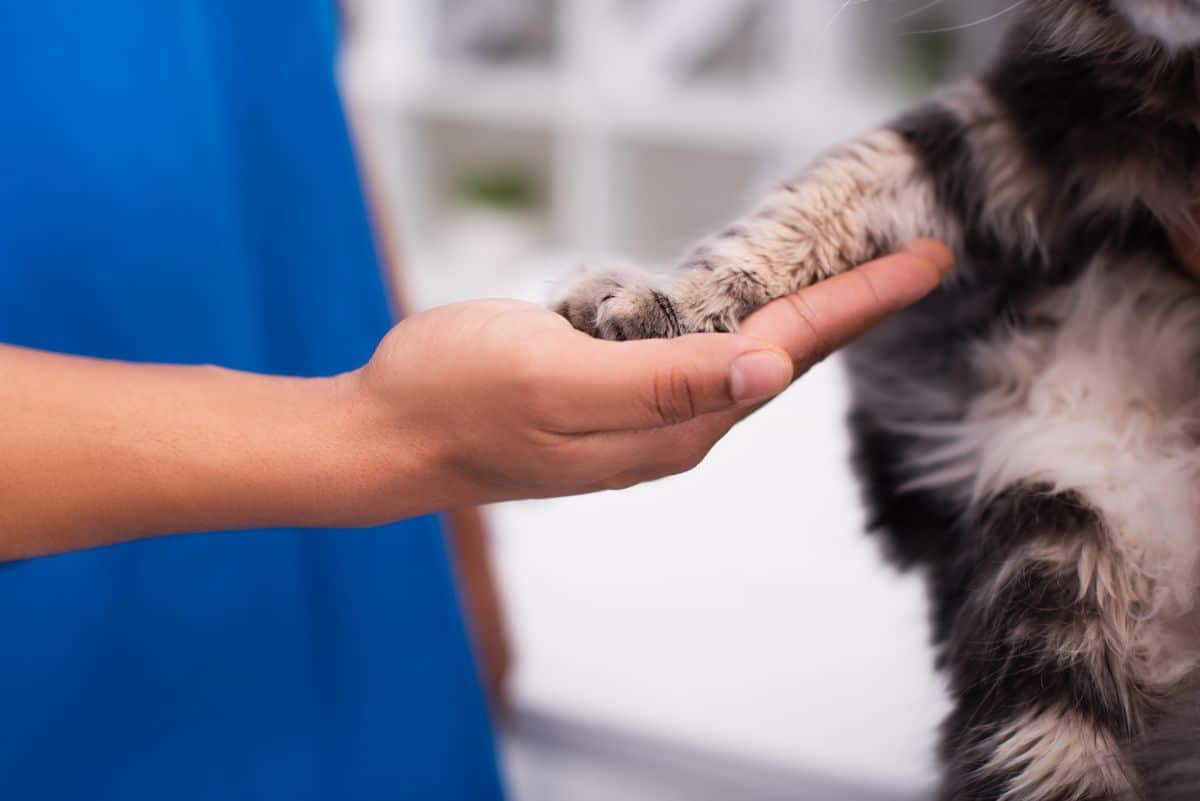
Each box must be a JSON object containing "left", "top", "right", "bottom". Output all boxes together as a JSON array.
[
  {"left": 137, "top": 366, "right": 434, "bottom": 534},
  {"left": 296, "top": 367, "right": 457, "bottom": 527},
  {"left": 240, "top": 368, "right": 434, "bottom": 530}
]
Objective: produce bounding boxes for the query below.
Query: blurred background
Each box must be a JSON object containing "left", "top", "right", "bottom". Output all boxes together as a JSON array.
[{"left": 337, "top": 2, "right": 1012, "bottom": 798}]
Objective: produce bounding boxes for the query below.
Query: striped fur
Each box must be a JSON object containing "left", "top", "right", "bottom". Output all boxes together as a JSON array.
[{"left": 554, "top": 3, "right": 1200, "bottom": 798}]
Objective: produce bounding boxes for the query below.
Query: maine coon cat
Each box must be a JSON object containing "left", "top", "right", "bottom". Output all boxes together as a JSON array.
[{"left": 555, "top": 2, "right": 1200, "bottom": 799}]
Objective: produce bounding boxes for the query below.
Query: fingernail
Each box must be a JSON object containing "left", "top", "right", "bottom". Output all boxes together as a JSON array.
[
  {"left": 730, "top": 351, "right": 793, "bottom": 403},
  {"left": 906, "top": 239, "right": 956, "bottom": 276}
]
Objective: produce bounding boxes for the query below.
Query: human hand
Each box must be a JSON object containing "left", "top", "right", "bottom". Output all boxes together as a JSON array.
[
  {"left": 348, "top": 298, "right": 792, "bottom": 515},
  {"left": 341, "top": 240, "right": 953, "bottom": 523},
  {"left": 0, "top": 241, "right": 952, "bottom": 558}
]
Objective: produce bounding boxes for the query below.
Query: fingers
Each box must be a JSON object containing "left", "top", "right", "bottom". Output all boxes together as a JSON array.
[
  {"left": 580, "top": 405, "right": 744, "bottom": 487},
  {"left": 538, "top": 240, "right": 949, "bottom": 435},
  {"left": 546, "top": 333, "right": 793, "bottom": 432},
  {"left": 739, "top": 239, "right": 954, "bottom": 373}
]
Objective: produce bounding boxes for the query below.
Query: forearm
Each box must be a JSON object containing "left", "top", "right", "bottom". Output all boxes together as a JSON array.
[
  {"left": 0, "top": 260, "right": 952, "bottom": 560},
  {"left": 0, "top": 345, "right": 420, "bottom": 560}
]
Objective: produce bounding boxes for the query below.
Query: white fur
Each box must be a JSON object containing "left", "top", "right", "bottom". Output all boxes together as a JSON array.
[
  {"left": 912, "top": 257, "right": 1200, "bottom": 691},
  {"left": 1113, "top": 0, "right": 1200, "bottom": 49},
  {"left": 983, "top": 707, "right": 1132, "bottom": 801}
]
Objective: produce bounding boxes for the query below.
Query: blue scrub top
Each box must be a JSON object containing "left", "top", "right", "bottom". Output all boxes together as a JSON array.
[{"left": 0, "top": 3, "right": 505, "bottom": 799}]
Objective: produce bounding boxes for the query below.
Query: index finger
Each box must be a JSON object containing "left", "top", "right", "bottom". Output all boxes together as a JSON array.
[{"left": 738, "top": 239, "right": 953, "bottom": 373}]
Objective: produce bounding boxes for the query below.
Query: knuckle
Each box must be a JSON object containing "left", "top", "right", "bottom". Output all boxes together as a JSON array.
[
  {"left": 649, "top": 364, "right": 698, "bottom": 425},
  {"left": 524, "top": 425, "right": 573, "bottom": 454},
  {"left": 782, "top": 292, "right": 833, "bottom": 363},
  {"left": 852, "top": 264, "right": 885, "bottom": 307}
]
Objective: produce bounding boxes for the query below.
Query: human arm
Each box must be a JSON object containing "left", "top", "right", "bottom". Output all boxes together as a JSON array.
[{"left": 0, "top": 241, "right": 951, "bottom": 561}]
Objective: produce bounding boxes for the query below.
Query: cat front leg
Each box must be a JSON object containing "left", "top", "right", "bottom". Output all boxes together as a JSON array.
[{"left": 555, "top": 126, "right": 954, "bottom": 339}]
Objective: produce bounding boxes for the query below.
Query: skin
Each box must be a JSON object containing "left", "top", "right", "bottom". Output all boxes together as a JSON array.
[{"left": 0, "top": 240, "right": 953, "bottom": 562}]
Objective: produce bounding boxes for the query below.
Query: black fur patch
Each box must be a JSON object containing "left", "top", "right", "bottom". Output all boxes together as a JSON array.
[{"left": 848, "top": 10, "right": 1199, "bottom": 798}]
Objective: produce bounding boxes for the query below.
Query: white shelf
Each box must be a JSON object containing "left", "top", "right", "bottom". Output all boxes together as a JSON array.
[
  {"left": 340, "top": 1, "right": 927, "bottom": 312},
  {"left": 350, "top": 61, "right": 894, "bottom": 147}
]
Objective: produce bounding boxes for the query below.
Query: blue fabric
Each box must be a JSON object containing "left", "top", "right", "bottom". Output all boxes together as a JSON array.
[{"left": 0, "top": 3, "right": 504, "bottom": 800}]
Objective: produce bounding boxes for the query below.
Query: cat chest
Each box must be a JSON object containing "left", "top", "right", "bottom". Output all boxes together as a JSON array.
[{"left": 951, "top": 259, "right": 1200, "bottom": 655}]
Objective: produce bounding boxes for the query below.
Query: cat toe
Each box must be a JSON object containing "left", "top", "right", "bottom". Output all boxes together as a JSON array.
[{"left": 553, "top": 267, "right": 682, "bottom": 340}]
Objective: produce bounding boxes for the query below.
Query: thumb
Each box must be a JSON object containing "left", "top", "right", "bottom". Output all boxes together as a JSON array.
[{"left": 559, "top": 334, "right": 794, "bottom": 431}]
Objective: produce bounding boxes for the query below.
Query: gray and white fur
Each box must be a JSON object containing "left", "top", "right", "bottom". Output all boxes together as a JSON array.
[{"left": 554, "top": 2, "right": 1200, "bottom": 799}]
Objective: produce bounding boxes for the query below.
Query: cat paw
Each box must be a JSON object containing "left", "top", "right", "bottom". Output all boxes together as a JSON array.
[{"left": 553, "top": 265, "right": 690, "bottom": 340}]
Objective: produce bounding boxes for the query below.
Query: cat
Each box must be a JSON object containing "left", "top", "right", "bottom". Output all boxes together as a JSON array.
[{"left": 554, "top": 2, "right": 1200, "bottom": 799}]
